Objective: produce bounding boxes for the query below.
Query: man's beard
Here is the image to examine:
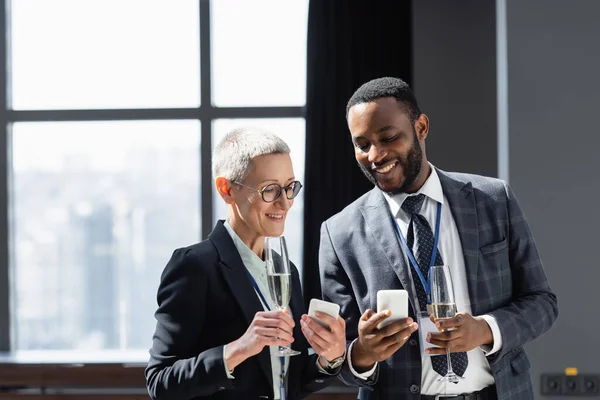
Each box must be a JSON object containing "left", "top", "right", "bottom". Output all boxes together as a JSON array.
[{"left": 357, "top": 132, "right": 423, "bottom": 195}]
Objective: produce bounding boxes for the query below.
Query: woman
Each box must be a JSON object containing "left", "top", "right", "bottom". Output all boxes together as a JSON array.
[{"left": 146, "top": 127, "right": 346, "bottom": 400}]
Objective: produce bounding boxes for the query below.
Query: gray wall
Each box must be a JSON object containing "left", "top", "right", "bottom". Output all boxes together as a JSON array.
[
  {"left": 415, "top": 0, "right": 600, "bottom": 398},
  {"left": 507, "top": 0, "right": 600, "bottom": 397},
  {"left": 413, "top": 0, "right": 498, "bottom": 177}
]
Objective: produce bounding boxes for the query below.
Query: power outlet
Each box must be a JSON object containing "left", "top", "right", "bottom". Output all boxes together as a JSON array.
[
  {"left": 582, "top": 375, "right": 599, "bottom": 395},
  {"left": 563, "top": 376, "right": 580, "bottom": 395},
  {"left": 542, "top": 373, "right": 600, "bottom": 396},
  {"left": 541, "top": 374, "right": 563, "bottom": 396}
]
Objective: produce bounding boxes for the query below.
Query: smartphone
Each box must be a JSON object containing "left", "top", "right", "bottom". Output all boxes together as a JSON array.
[
  {"left": 308, "top": 298, "right": 340, "bottom": 329},
  {"left": 376, "top": 289, "right": 409, "bottom": 328}
]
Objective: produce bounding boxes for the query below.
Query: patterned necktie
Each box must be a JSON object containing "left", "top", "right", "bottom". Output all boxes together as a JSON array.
[{"left": 401, "top": 194, "right": 468, "bottom": 378}]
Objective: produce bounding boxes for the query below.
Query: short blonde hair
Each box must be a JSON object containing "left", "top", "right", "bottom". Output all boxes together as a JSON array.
[{"left": 212, "top": 126, "right": 290, "bottom": 182}]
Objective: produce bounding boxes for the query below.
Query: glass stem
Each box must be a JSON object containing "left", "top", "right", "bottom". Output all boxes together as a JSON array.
[{"left": 446, "top": 345, "right": 454, "bottom": 375}]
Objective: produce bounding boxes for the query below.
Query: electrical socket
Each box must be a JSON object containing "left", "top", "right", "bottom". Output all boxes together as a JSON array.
[
  {"left": 582, "top": 375, "right": 599, "bottom": 395},
  {"left": 542, "top": 373, "right": 600, "bottom": 396},
  {"left": 563, "top": 376, "right": 580, "bottom": 395},
  {"left": 541, "top": 374, "right": 562, "bottom": 396}
]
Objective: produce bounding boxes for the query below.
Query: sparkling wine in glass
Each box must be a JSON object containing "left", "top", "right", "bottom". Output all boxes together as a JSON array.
[
  {"left": 265, "top": 236, "right": 300, "bottom": 356},
  {"left": 430, "top": 265, "right": 464, "bottom": 383}
]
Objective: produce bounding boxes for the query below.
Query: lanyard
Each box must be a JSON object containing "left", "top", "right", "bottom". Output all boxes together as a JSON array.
[
  {"left": 392, "top": 201, "right": 442, "bottom": 304},
  {"left": 246, "top": 270, "right": 287, "bottom": 400}
]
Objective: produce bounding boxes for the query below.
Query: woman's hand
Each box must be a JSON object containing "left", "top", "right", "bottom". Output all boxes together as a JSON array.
[
  {"left": 300, "top": 312, "right": 346, "bottom": 364},
  {"left": 225, "top": 310, "right": 295, "bottom": 371}
]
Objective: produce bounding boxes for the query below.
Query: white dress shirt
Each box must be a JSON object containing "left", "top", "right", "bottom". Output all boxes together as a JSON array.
[
  {"left": 223, "top": 221, "right": 289, "bottom": 400},
  {"left": 349, "top": 164, "right": 501, "bottom": 396},
  {"left": 222, "top": 222, "right": 334, "bottom": 398}
]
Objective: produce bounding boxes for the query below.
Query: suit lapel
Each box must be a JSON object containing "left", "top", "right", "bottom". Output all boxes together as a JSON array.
[
  {"left": 359, "top": 189, "right": 420, "bottom": 313},
  {"left": 437, "top": 169, "right": 480, "bottom": 312},
  {"left": 288, "top": 268, "right": 305, "bottom": 351},
  {"left": 209, "top": 221, "right": 273, "bottom": 391}
]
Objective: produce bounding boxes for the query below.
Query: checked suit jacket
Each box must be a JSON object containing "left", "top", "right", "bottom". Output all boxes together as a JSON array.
[{"left": 319, "top": 168, "right": 558, "bottom": 400}]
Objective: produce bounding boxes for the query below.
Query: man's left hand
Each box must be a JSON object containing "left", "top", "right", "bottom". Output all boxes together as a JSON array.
[{"left": 425, "top": 312, "right": 493, "bottom": 355}]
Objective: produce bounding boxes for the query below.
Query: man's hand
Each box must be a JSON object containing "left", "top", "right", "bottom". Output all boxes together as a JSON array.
[
  {"left": 426, "top": 312, "right": 493, "bottom": 355},
  {"left": 351, "top": 309, "right": 418, "bottom": 372},
  {"left": 225, "top": 310, "right": 295, "bottom": 370},
  {"left": 300, "top": 312, "right": 346, "bottom": 365}
]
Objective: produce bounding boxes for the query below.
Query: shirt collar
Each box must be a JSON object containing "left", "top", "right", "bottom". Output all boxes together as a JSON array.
[
  {"left": 383, "top": 163, "right": 444, "bottom": 217},
  {"left": 223, "top": 220, "right": 266, "bottom": 276}
]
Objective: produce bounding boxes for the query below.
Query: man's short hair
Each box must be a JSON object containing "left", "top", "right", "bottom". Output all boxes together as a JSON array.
[{"left": 346, "top": 77, "right": 421, "bottom": 123}]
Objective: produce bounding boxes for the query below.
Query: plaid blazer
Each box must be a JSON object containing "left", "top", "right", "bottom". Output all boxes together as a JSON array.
[{"left": 319, "top": 169, "right": 558, "bottom": 400}]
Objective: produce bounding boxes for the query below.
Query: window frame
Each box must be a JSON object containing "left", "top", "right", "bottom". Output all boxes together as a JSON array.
[{"left": 0, "top": 0, "right": 305, "bottom": 352}]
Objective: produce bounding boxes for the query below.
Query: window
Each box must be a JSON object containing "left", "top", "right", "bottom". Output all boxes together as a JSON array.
[
  {"left": 3, "top": 0, "right": 308, "bottom": 356},
  {"left": 211, "top": 0, "right": 308, "bottom": 107},
  {"left": 11, "top": 0, "right": 200, "bottom": 110},
  {"left": 12, "top": 121, "right": 200, "bottom": 351}
]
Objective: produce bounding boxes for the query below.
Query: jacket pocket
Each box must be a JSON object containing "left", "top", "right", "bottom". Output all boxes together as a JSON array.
[
  {"left": 480, "top": 238, "right": 508, "bottom": 256},
  {"left": 510, "top": 349, "right": 531, "bottom": 375}
]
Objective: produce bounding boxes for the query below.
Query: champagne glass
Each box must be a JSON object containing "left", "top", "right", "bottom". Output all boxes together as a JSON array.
[
  {"left": 264, "top": 236, "right": 300, "bottom": 356},
  {"left": 430, "top": 265, "right": 464, "bottom": 383}
]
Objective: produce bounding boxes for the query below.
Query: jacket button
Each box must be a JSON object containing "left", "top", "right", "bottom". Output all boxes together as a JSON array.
[
  {"left": 409, "top": 339, "right": 417, "bottom": 346},
  {"left": 409, "top": 384, "right": 420, "bottom": 394}
]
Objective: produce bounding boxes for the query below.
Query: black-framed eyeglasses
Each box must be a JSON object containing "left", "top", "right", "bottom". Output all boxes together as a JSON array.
[{"left": 231, "top": 180, "right": 303, "bottom": 203}]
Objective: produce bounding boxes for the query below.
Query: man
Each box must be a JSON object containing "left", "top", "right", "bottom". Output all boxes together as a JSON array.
[{"left": 319, "top": 77, "right": 558, "bottom": 400}]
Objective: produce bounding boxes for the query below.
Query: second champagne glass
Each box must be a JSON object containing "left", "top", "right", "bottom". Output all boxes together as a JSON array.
[
  {"left": 430, "top": 265, "right": 464, "bottom": 383},
  {"left": 264, "top": 236, "right": 300, "bottom": 356}
]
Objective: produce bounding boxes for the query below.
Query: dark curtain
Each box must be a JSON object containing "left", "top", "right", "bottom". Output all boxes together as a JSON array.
[{"left": 303, "top": 0, "right": 413, "bottom": 306}]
